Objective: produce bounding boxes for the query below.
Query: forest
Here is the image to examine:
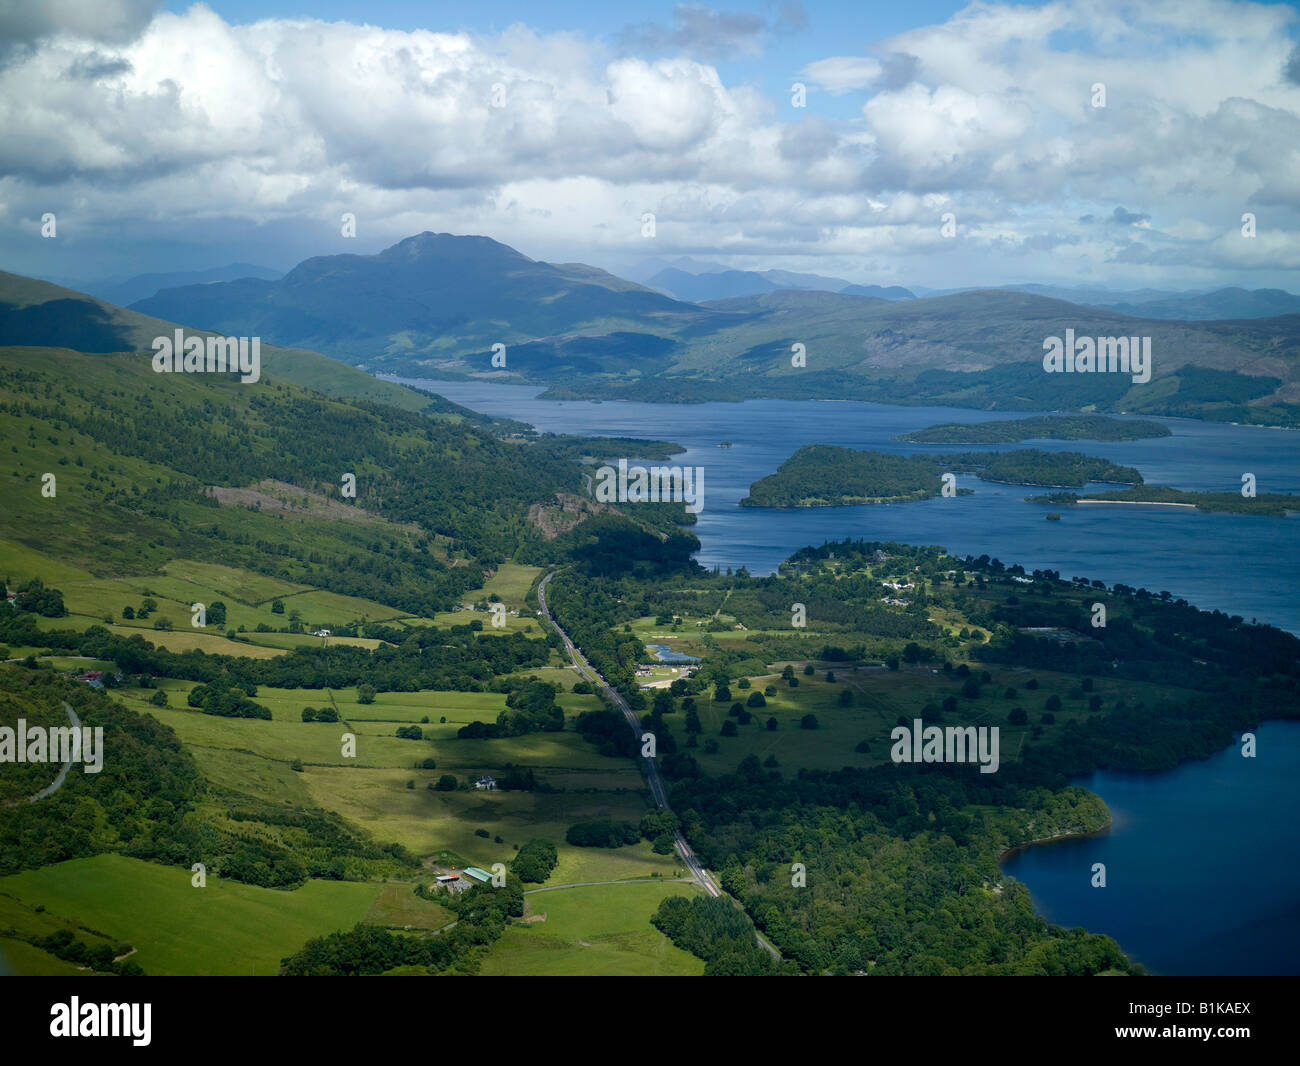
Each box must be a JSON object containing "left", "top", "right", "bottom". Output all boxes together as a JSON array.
[{"left": 741, "top": 445, "right": 1142, "bottom": 508}]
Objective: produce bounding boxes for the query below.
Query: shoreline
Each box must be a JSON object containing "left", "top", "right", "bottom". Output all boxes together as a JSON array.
[
  {"left": 1074, "top": 499, "right": 1198, "bottom": 508},
  {"left": 998, "top": 815, "right": 1114, "bottom": 863}
]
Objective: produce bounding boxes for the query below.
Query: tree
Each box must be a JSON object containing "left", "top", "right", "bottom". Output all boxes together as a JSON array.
[
  {"left": 1045, "top": 694, "right": 1062, "bottom": 712},
  {"left": 803, "top": 664, "right": 815, "bottom": 676},
  {"left": 766, "top": 717, "right": 778, "bottom": 731},
  {"left": 781, "top": 665, "right": 795, "bottom": 682},
  {"left": 207, "top": 601, "right": 227, "bottom": 627},
  {"left": 121, "top": 605, "right": 134, "bottom": 619},
  {"left": 358, "top": 684, "right": 376, "bottom": 705},
  {"left": 728, "top": 702, "right": 744, "bottom": 718},
  {"left": 747, "top": 691, "right": 766, "bottom": 708},
  {"left": 800, "top": 714, "right": 820, "bottom": 730},
  {"left": 825, "top": 671, "right": 836, "bottom": 683},
  {"left": 271, "top": 599, "right": 284, "bottom": 614},
  {"left": 149, "top": 690, "right": 167, "bottom": 707},
  {"left": 838, "top": 689, "right": 852, "bottom": 707},
  {"left": 435, "top": 775, "right": 457, "bottom": 791},
  {"left": 764, "top": 685, "right": 777, "bottom": 697},
  {"left": 301, "top": 707, "right": 317, "bottom": 722},
  {"left": 714, "top": 684, "right": 732, "bottom": 702},
  {"left": 720, "top": 720, "right": 739, "bottom": 737},
  {"left": 1009, "top": 707, "right": 1028, "bottom": 726}
]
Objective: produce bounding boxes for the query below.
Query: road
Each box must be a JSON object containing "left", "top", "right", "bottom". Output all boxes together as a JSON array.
[{"left": 537, "top": 570, "right": 719, "bottom": 898}]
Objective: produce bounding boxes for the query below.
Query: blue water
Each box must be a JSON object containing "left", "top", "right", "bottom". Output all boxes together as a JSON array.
[
  {"left": 1001, "top": 721, "right": 1300, "bottom": 976},
  {"left": 396, "top": 378, "right": 1300, "bottom": 634},
  {"left": 394, "top": 378, "right": 1300, "bottom": 975},
  {"left": 646, "top": 644, "right": 700, "bottom": 664}
]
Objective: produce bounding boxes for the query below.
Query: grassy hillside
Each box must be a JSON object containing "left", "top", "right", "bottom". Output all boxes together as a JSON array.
[{"left": 0, "top": 270, "right": 456, "bottom": 413}]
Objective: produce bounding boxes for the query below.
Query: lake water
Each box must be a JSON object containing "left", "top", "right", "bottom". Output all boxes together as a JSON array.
[
  {"left": 1001, "top": 720, "right": 1300, "bottom": 976},
  {"left": 395, "top": 378, "right": 1300, "bottom": 634},
  {"left": 394, "top": 377, "right": 1300, "bottom": 975},
  {"left": 645, "top": 644, "right": 700, "bottom": 664}
]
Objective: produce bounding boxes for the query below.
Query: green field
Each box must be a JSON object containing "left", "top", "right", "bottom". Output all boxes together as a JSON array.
[
  {"left": 0, "top": 854, "right": 382, "bottom": 976},
  {"left": 479, "top": 881, "right": 705, "bottom": 976}
]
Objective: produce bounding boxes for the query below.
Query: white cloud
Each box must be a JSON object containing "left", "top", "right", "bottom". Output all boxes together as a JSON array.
[{"left": 2, "top": 0, "right": 1299, "bottom": 288}]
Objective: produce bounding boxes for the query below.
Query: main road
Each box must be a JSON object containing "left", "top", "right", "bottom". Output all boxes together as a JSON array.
[{"left": 537, "top": 570, "right": 719, "bottom": 897}]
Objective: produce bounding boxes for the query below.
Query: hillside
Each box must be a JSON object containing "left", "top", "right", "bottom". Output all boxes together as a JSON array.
[
  {"left": 132, "top": 232, "right": 720, "bottom": 372},
  {"left": 0, "top": 271, "right": 443, "bottom": 414},
  {"left": 118, "top": 231, "right": 1300, "bottom": 426}
]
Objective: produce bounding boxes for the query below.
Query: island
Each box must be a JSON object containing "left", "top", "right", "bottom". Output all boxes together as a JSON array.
[
  {"left": 1029, "top": 486, "right": 1300, "bottom": 516},
  {"left": 898, "top": 414, "right": 1172, "bottom": 444},
  {"left": 741, "top": 445, "right": 1142, "bottom": 508}
]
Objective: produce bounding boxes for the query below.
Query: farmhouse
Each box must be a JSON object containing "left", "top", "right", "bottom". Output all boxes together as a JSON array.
[{"left": 474, "top": 774, "right": 497, "bottom": 790}]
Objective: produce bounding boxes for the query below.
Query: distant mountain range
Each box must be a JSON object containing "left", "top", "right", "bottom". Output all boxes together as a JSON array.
[
  {"left": 644, "top": 264, "right": 914, "bottom": 303},
  {"left": 51, "top": 263, "right": 283, "bottom": 309},
  {"left": 912, "top": 283, "right": 1300, "bottom": 321},
  {"left": 3, "top": 229, "right": 1296, "bottom": 427}
]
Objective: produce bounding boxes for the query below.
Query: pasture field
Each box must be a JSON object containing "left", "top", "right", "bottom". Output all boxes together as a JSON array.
[
  {"left": 183, "top": 746, "right": 316, "bottom": 805},
  {"left": 363, "top": 882, "right": 455, "bottom": 931},
  {"left": 0, "top": 854, "right": 381, "bottom": 976},
  {"left": 478, "top": 881, "right": 704, "bottom": 976},
  {"left": 303, "top": 767, "right": 666, "bottom": 870},
  {"left": 112, "top": 627, "right": 288, "bottom": 658},
  {"left": 481, "top": 563, "right": 544, "bottom": 605},
  {"left": 241, "top": 632, "right": 386, "bottom": 651},
  {"left": 0, "top": 537, "right": 96, "bottom": 586},
  {"left": 422, "top": 609, "right": 543, "bottom": 635},
  {"left": 0, "top": 937, "right": 91, "bottom": 976}
]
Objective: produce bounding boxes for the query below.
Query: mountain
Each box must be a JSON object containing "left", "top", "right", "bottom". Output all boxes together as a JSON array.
[
  {"left": 132, "top": 233, "right": 713, "bottom": 373},
  {"left": 915, "top": 284, "right": 1300, "bottom": 320},
  {"left": 0, "top": 270, "right": 439, "bottom": 412},
  {"left": 106, "top": 229, "right": 1300, "bottom": 427},
  {"left": 840, "top": 283, "right": 915, "bottom": 300},
  {"left": 64, "top": 263, "right": 284, "bottom": 308},
  {"left": 1104, "top": 288, "right": 1300, "bottom": 320},
  {"left": 647, "top": 267, "right": 780, "bottom": 301},
  {"left": 620, "top": 255, "right": 732, "bottom": 283}
]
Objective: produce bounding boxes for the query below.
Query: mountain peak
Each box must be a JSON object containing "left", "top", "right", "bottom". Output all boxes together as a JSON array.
[{"left": 384, "top": 231, "right": 534, "bottom": 265}]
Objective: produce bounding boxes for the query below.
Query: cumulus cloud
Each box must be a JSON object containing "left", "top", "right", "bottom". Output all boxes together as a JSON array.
[
  {"left": 618, "top": 4, "right": 791, "bottom": 60},
  {"left": 0, "top": 0, "right": 161, "bottom": 45},
  {"left": 2, "top": 0, "right": 1299, "bottom": 288}
]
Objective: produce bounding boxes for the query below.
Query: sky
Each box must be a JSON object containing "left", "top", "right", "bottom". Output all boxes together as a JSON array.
[{"left": 2, "top": 0, "right": 1300, "bottom": 292}]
